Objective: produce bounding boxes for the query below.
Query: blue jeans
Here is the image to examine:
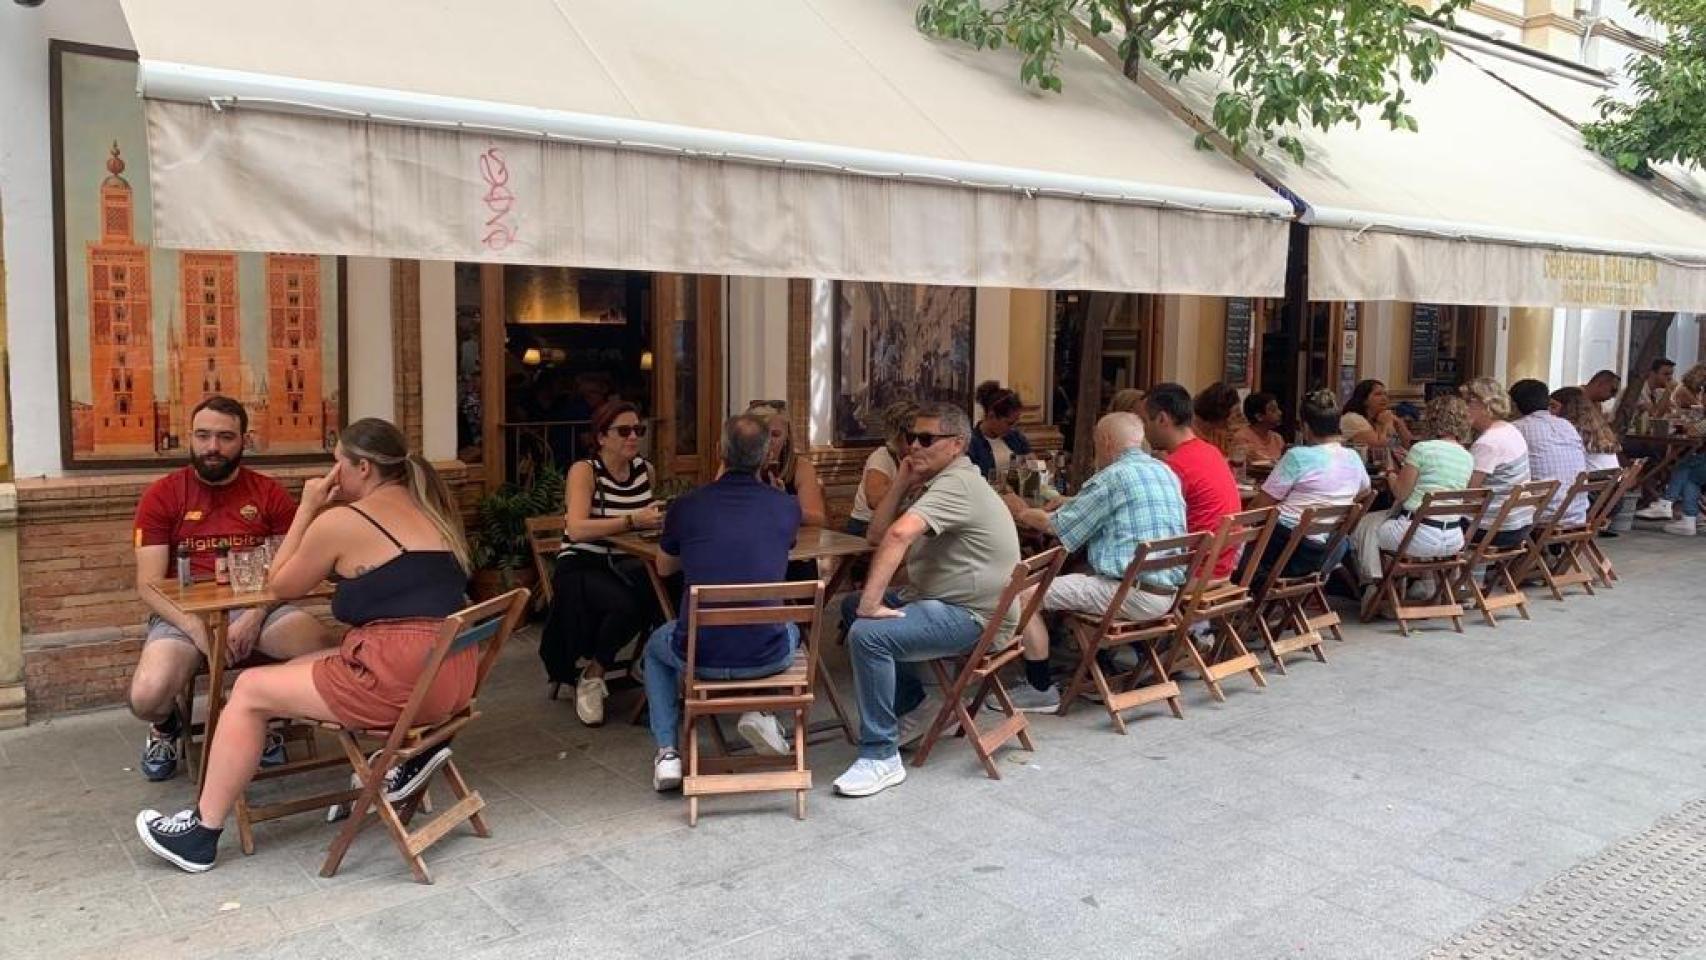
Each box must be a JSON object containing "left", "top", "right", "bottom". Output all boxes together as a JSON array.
[
  {"left": 841, "top": 592, "right": 982, "bottom": 761},
  {"left": 643, "top": 622, "right": 800, "bottom": 750},
  {"left": 1665, "top": 454, "right": 1706, "bottom": 518}
]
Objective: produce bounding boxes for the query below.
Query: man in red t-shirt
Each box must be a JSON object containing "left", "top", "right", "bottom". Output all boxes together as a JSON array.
[
  {"left": 130, "top": 396, "right": 331, "bottom": 781},
  {"left": 1142, "top": 383, "right": 1242, "bottom": 579}
]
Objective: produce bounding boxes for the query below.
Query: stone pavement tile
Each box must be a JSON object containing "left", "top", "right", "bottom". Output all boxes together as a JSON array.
[
  {"left": 1509, "top": 778, "right": 1670, "bottom": 844},
  {"left": 335, "top": 888, "right": 518, "bottom": 960},
  {"left": 966, "top": 896, "right": 1183, "bottom": 960},
  {"left": 690, "top": 914, "right": 917, "bottom": 960},
  {"left": 1362, "top": 767, "right": 1531, "bottom": 821},
  {"left": 592, "top": 823, "right": 771, "bottom": 893},
  {"left": 1250, "top": 813, "right": 1407, "bottom": 877},
  {"left": 145, "top": 844, "right": 319, "bottom": 922},
  {"left": 1316, "top": 792, "right": 1460, "bottom": 846},
  {"left": 1314, "top": 863, "right": 1497, "bottom": 940},
  {"left": 469, "top": 853, "right": 644, "bottom": 932},
  {"left": 1398, "top": 829, "right": 1561, "bottom": 902},
  {"left": 1598, "top": 742, "right": 1706, "bottom": 786},
  {"left": 266, "top": 869, "right": 447, "bottom": 933},
  {"left": 824, "top": 875, "right": 1025, "bottom": 954},
  {"left": 5, "top": 822, "right": 141, "bottom": 901},
  {"left": 463, "top": 877, "right": 780, "bottom": 960},
  {"left": 0, "top": 877, "right": 169, "bottom": 960},
  {"left": 1559, "top": 761, "right": 1703, "bottom": 809},
  {"left": 201, "top": 923, "right": 357, "bottom": 960},
  {"left": 64, "top": 902, "right": 290, "bottom": 960},
  {"left": 1173, "top": 895, "right": 1431, "bottom": 960},
  {"left": 1447, "top": 808, "right": 1608, "bottom": 864},
  {"left": 825, "top": 819, "right": 982, "bottom": 882}
]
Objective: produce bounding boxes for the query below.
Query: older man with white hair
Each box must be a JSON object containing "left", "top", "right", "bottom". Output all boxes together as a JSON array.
[{"left": 1002, "top": 412, "right": 1188, "bottom": 712}]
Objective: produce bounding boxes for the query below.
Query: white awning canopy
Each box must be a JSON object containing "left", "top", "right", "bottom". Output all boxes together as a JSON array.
[
  {"left": 116, "top": 0, "right": 1293, "bottom": 296},
  {"left": 1165, "top": 32, "right": 1706, "bottom": 311}
]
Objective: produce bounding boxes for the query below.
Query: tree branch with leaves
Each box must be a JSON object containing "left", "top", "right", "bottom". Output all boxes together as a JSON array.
[
  {"left": 1583, "top": 0, "right": 1706, "bottom": 174},
  {"left": 915, "top": 0, "right": 1469, "bottom": 164}
]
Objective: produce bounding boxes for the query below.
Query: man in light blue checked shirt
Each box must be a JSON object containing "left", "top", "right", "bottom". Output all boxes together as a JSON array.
[{"left": 1005, "top": 412, "right": 1188, "bottom": 712}]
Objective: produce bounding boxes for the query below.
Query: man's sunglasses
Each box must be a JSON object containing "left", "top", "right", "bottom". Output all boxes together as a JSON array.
[
  {"left": 610, "top": 424, "right": 648, "bottom": 439},
  {"left": 904, "top": 430, "right": 960, "bottom": 448}
]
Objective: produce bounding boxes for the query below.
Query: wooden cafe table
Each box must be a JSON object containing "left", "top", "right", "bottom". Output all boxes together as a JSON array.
[
  {"left": 146, "top": 577, "right": 337, "bottom": 853},
  {"left": 608, "top": 526, "right": 873, "bottom": 743}
]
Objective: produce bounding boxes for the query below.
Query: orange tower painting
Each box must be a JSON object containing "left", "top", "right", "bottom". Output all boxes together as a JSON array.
[
  {"left": 178, "top": 252, "right": 241, "bottom": 406},
  {"left": 86, "top": 142, "right": 155, "bottom": 455},
  {"left": 265, "top": 253, "right": 325, "bottom": 448}
]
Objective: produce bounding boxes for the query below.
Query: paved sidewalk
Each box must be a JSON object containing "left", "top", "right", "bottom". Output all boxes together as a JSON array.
[{"left": 4, "top": 531, "right": 1705, "bottom": 960}]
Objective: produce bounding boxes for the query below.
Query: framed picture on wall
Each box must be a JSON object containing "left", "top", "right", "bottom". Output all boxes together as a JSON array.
[
  {"left": 51, "top": 42, "right": 348, "bottom": 469},
  {"left": 832, "top": 281, "right": 975, "bottom": 445}
]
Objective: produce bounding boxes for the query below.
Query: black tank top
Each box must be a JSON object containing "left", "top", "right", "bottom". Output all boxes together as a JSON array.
[{"left": 330, "top": 505, "right": 469, "bottom": 627}]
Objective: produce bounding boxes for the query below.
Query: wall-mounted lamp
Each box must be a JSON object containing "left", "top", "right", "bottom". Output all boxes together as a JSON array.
[
  {"left": 521, "top": 347, "right": 542, "bottom": 366},
  {"left": 639, "top": 350, "right": 654, "bottom": 372}
]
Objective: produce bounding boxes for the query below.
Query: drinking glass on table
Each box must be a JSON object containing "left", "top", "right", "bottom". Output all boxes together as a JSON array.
[{"left": 229, "top": 549, "right": 262, "bottom": 593}]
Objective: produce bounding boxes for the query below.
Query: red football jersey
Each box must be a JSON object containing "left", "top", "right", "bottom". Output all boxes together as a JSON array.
[{"left": 134, "top": 466, "right": 299, "bottom": 579}]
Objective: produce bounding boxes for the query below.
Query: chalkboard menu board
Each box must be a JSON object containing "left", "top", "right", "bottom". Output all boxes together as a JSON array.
[
  {"left": 1409, "top": 304, "right": 1441, "bottom": 382},
  {"left": 1225, "top": 298, "right": 1254, "bottom": 386}
]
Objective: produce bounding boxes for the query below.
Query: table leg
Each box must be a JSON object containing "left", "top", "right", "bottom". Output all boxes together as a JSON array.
[
  {"left": 809, "top": 560, "right": 858, "bottom": 745},
  {"left": 196, "top": 610, "right": 228, "bottom": 798}
]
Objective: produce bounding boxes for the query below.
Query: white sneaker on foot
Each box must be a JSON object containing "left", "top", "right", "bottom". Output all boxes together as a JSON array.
[
  {"left": 737, "top": 712, "right": 789, "bottom": 756},
  {"left": 575, "top": 675, "right": 609, "bottom": 726},
  {"left": 653, "top": 750, "right": 682, "bottom": 791},
  {"left": 833, "top": 755, "right": 906, "bottom": 797},
  {"left": 1636, "top": 499, "right": 1676, "bottom": 520},
  {"left": 1664, "top": 516, "right": 1697, "bottom": 536}
]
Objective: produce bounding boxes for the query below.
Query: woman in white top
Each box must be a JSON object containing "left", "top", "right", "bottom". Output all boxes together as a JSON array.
[
  {"left": 846, "top": 400, "right": 919, "bottom": 537},
  {"left": 1463, "top": 377, "right": 1533, "bottom": 546},
  {"left": 1341, "top": 379, "right": 1414, "bottom": 451}
]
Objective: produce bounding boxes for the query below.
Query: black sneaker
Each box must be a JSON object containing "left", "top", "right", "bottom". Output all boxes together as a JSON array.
[
  {"left": 326, "top": 743, "right": 453, "bottom": 822},
  {"left": 140, "top": 725, "right": 181, "bottom": 782},
  {"left": 135, "top": 808, "right": 220, "bottom": 873}
]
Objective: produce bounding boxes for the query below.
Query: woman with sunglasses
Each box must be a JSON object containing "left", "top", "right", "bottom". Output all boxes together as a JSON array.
[{"left": 543, "top": 401, "right": 664, "bottom": 726}]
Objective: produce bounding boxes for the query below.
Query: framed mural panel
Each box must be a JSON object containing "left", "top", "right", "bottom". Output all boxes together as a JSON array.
[
  {"left": 51, "top": 42, "right": 347, "bottom": 469},
  {"left": 832, "top": 282, "right": 975, "bottom": 446}
]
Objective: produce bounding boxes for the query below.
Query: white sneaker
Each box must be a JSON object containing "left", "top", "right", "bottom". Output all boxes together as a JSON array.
[
  {"left": 1664, "top": 516, "right": 1697, "bottom": 537},
  {"left": 833, "top": 755, "right": 906, "bottom": 797},
  {"left": 653, "top": 750, "right": 682, "bottom": 791},
  {"left": 575, "top": 675, "right": 608, "bottom": 727},
  {"left": 1636, "top": 499, "right": 1676, "bottom": 521},
  {"left": 737, "top": 712, "right": 789, "bottom": 756},
  {"left": 896, "top": 693, "right": 949, "bottom": 749}
]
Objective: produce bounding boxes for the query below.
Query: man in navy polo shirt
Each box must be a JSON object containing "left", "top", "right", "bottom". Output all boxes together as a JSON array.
[{"left": 643, "top": 414, "right": 803, "bottom": 791}]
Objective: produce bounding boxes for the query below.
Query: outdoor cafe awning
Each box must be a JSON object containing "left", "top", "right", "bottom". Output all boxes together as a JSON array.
[
  {"left": 1165, "top": 30, "right": 1706, "bottom": 311},
  {"left": 116, "top": 0, "right": 1293, "bottom": 296}
]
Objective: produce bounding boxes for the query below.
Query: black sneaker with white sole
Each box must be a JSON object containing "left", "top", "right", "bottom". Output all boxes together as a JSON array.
[
  {"left": 136, "top": 808, "right": 220, "bottom": 873},
  {"left": 326, "top": 743, "right": 453, "bottom": 822}
]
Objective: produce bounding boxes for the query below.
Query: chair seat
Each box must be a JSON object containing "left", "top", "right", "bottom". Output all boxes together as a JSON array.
[{"left": 688, "top": 651, "right": 809, "bottom": 692}]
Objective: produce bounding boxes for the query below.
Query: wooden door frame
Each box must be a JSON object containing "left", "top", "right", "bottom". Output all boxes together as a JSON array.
[{"left": 651, "top": 273, "right": 723, "bottom": 482}]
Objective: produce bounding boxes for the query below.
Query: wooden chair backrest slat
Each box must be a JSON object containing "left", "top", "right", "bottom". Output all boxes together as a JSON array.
[
  {"left": 372, "top": 588, "right": 529, "bottom": 754},
  {"left": 1387, "top": 489, "right": 1491, "bottom": 560},
  {"left": 1089, "top": 532, "right": 1208, "bottom": 639},
  {"left": 684, "top": 580, "right": 826, "bottom": 686},
  {"left": 1538, "top": 470, "right": 1614, "bottom": 531},
  {"left": 1465, "top": 480, "right": 1556, "bottom": 564},
  {"left": 1206, "top": 507, "right": 1278, "bottom": 592},
  {"left": 524, "top": 515, "right": 565, "bottom": 606},
  {"left": 1254, "top": 503, "right": 1360, "bottom": 597}
]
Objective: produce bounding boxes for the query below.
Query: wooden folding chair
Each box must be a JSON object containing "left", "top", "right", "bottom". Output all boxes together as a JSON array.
[
  {"left": 1454, "top": 481, "right": 1556, "bottom": 628},
  {"left": 1359, "top": 490, "right": 1491, "bottom": 636},
  {"left": 912, "top": 547, "right": 1066, "bottom": 779},
  {"left": 317, "top": 588, "right": 531, "bottom": 883},
  {"left": 524, "top": 515, "right": 563, "bottom": 609},
  {"left": 1521, "top": 470, "right": 1618, "bottom": 602},
  {"left": 1167, "top": 508, "right": 1277, "bottom": 702},
  {"left": 1581, "top": 460, "right": 1644, "bottom": 589},
  {"left": 679, "top": 580, "right": 825, "bottom": 826},
  {"left": 1057, "top": 532, "right": 1211, "bottom": 734},
  {"left": 1243, "top": 502, "right": 1364, "bottom": 674}
]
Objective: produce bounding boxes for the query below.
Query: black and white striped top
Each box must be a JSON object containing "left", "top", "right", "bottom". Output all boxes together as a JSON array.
[{"left": 559, "top": 457, "right": 654, "bottom": 558}]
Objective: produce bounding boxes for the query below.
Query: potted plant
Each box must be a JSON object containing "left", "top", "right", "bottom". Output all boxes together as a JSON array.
[{"left": 468, "top": 462, "right": 564, "bottom": 601}]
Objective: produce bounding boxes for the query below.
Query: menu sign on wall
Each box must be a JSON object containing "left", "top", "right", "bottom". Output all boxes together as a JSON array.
[
  {"left": 1409, "top": 304, "right": 1441, "bottom": 382},
  {"left": 1224, "top": 298, "right": 1253, "bottom": 387}
]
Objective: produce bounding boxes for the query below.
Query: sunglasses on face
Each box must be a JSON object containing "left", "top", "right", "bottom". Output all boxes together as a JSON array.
[
  {"left": 610, "top": 424, "right": 647, "bottom": 439},
  {"left": 905, "top": 430, "right": 959, "bottom": 448}
]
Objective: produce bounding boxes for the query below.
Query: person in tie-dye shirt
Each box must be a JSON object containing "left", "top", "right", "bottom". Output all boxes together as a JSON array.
[{"left": 1248, "top": 390, "right": 1370, "bottom": 581}]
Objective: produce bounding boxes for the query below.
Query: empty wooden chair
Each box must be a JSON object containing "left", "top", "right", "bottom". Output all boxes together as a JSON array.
[
  {"left": 1243, "top": 502, "right": 1364, "bottom": 674},
  {"left": 319, "top": 588, "right": 531, "bottom": 883},
  {"left": 677, "top": 580, "right": 826, "bottom": 826},
  {"left": 912, "top": 547, "right": 1066, "bottom": 779},
  {"left": 1522, "top": 470, "right": 1618, "bottom": 602},
  {"left": 1168, "top": 508, "right": 1277, "bottom": 702},
  {"left": 1058, "top": 532, "right": 1212, "bottom": 733},
  {"left": 1455, "top": 480, "right": 1557, "bottom": 627},
  {"left": 1359, "top": 489, "right": 1492, "bottom": 636},
  {"left": 1581, "top": 460, "right": 1644, "bottom": 589},
  {"left": 524, "top": 515, "right": 564, "bottom": 608}
]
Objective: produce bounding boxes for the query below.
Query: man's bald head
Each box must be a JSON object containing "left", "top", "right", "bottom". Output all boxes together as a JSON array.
[{"left": 1094, "top": 412, "right": 1146, "bottom": 467}]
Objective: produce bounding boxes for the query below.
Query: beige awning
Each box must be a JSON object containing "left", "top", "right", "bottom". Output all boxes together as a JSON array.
[
  {"left": 117, "top": 0, "right": 1293, "bottom": 295},
  {"left": 1164, "top": 33, "right": 1706, "bottom": 311}
]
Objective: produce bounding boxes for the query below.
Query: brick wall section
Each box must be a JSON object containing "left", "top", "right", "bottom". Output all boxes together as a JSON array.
[{"left": 17, "top": 462, "right": 482, "bottom": 718}]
